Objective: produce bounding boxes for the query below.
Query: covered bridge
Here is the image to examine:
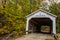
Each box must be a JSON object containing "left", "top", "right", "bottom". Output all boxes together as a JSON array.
[{"left": 26, "top": 9, "right": 57, "bottom": 34}]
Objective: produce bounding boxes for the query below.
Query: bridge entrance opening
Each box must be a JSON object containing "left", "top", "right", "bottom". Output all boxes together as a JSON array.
[{"left": 29, "top": 18, "right": 52, "bottom": 34}]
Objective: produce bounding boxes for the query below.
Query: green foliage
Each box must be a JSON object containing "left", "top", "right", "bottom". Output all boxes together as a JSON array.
[
  {"left": 41, "top": 25, "right": 50, "bottom": 31},
  {"left": 0, "top": 0, "right": 26, "bottom": 36},
  {"left": 0, "top": 0, "right": 44, "bottom": 36},
  {"left": 49, "top": 3, "right": 58, "bottom": 15}
]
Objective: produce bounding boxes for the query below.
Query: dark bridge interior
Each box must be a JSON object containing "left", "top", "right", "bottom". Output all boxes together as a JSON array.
[{"left": 29, "top": 18, "right": 53, "bottom": 34}]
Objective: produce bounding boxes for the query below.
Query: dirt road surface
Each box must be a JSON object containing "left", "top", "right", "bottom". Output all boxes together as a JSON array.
[{"left": 15, "top": 33, "right": 54, "bottom": 40}]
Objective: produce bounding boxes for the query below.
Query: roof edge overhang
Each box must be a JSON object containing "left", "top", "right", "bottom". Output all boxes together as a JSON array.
[{"left": 26, "top": 9, "right": 57, "bottom": 18}]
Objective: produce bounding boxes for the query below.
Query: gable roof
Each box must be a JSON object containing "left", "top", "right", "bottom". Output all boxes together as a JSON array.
[{"left": 26, "top": 9, "right": 57, "bottom": 18}]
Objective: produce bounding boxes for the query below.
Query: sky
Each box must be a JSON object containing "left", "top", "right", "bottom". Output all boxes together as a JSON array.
[
  {"left": 58, "top": 0, "right": 60, "bottom": 2},
  {"left": 46, "top": 0, "right": 60, "bottom": 3},
  {"left": 45, "top": 0, "right": 60, "bottom": 5}
]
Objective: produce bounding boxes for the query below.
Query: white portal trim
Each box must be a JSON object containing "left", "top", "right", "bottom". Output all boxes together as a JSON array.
[{"left": 26, "top": 9, "right": 57, "bottom": 34}]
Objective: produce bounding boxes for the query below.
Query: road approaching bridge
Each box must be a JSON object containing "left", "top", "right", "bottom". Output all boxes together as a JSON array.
[{"left": 15, "top": 33, "right": 54, "bottom": 40}]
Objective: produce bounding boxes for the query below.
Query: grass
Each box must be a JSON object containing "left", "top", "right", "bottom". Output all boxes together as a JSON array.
[
  {"left": 57, "top": 33, "right": 60, "bottom": 38},
  {"left": 45, "top": 39, "right": 55, "bottom": 40}
]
